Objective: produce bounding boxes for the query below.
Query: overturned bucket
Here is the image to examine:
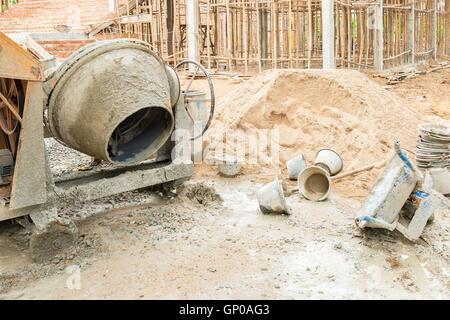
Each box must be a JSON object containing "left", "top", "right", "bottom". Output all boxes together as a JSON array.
[
  {"left": 286, "top": 154, "right": 307, "bottom": 180},
  {"left": 298, "top": 165, "right": 331, "bottom": 201},
  {"left": 215, "top": 154, "right": 244, "bottom": 177},
  {"left": 314, "top": 149, "right": 343, "bottom": 176},
  {"left": 256, "top": 176, "right": 291, "bottom": 215}
]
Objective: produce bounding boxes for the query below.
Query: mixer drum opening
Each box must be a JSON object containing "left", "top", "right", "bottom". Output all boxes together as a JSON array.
[{"left": 108, "top": 107, "right": 172, "bottom": 163}]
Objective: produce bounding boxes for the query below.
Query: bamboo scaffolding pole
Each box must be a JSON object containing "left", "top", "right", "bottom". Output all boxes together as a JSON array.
[
  {"left": 227, "top": 0, "right": 233, "bottom": 71},
  {"left": 256, "top": 2, "right": 263, "bottom": 71},
  {"left": 307, "top": 0, "right": 312, "bottom": 68},
  {"left": 207, "top": 0, "right": 211, "bottom": 69}
]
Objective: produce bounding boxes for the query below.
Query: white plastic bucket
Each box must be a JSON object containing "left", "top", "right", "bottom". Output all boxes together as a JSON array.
[
  {"left": 314, "top": 149, "right": 343, "bottom": 176},
  {"left": 428, "top": 168, "right": 450, "bottom": 195},
  {"left": 256, "top": 176, "right": 291, "bottom": 215},
  {"left": 286, "top": 154, "right": 307, "bottom": 180},
  {"left": 215, "top": 154, "right": 244, "bottom": 177}
]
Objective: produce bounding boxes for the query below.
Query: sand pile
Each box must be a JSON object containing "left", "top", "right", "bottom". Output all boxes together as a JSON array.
[{"left": 207, "top": 69, "right": 422, "bottom": 198}]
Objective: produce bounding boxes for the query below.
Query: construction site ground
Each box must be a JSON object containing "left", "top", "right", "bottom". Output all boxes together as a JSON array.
[{"left": 0, "top": 65, "right": 449, "bottom": 300}]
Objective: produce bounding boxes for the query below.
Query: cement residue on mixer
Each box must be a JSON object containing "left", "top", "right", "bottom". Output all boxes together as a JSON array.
[{"left": 207, "top": 69, "right": 424, "bottom": 198}]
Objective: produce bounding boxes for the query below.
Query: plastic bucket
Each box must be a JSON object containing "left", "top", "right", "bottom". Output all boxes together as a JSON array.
[
  {"left": 256, "top": 176, "right": 291, "bottom": 215},
  {"left": 286, "top": 154, "right": 307, "bottom": 180},
  {"left": 215, "top": 154, "right": 244, "bottom": 177},
  {"left": 185, "top": 90, "right": 208, "bottom": 135},
  {"left": 314, "top": 149, "right": 343, "bottom": 176},
  {"left": 298, "top": 165, "right": 332, "bottom": 201},
  {"left": 428, "top": 168, "right": 450, "bottom": 195}
]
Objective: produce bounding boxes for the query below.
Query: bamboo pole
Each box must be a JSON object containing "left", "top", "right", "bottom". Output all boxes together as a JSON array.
[
  {"left": 256, "top": 2, "right": 262, "bottom": 72},
  {"left": 245, "top": 3, "right": 249, "bottom": 74},
  {"left": 227, "top": 0, "right": 233, "bottom": 71},
  {"left": 289, "top": 0, "right": 293, "bottom": 68},
  {"left": 272, "top": 0, "right": 277, "bottom": 69},
  {"left": 207, "top": 0, "right": 211, "bottom": 69},
  {"left": 308, "top": 0, "right": 312, "bottom": 68}
]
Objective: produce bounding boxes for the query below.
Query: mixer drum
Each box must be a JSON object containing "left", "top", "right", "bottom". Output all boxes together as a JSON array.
[{"left": 47, "top": 40, "right": 175, "bottom": 164}]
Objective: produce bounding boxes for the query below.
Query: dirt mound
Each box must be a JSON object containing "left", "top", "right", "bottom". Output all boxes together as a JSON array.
[{"left": 208, "top": 69, "right": 422, "bottom": 198}]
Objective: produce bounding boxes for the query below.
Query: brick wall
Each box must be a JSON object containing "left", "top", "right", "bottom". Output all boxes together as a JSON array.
[
  {"left": 0, "top": 0, "right": 113, "bottom": 33},
  {"left": 37, "top": 39, "right": 96, "bottom": 59}
]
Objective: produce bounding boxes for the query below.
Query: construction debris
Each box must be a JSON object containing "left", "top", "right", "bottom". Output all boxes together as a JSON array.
[
  {"left": 374, "top": 63, "right": 450, "bottom": 85},
  {"left": 356, "top": 142, "right": 441, "bottom": 242}
]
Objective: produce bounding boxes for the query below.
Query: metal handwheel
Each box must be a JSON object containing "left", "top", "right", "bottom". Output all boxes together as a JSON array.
[{"left": 175, "top": 60, "right": 215, "bottom": 141}]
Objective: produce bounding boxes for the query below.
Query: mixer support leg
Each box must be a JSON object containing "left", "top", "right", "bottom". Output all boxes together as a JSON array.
[{"left": 28, "top": 151, "right": 78, "bottom": 263}]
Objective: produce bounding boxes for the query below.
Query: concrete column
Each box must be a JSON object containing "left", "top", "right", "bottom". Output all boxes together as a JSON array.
[
  {"left": 322, "top": 0, "right": 335, "bottom": 69},
  {"left": 407, "top": 0, "right": 415, "bottom": 64},
  {"left": 374, "top": 1, "right": 384, "bottom": 71},
  {"left": 108, "top": 0, "right": 116, "bottom": 13},
  {"left": 260, "top": 9, "right": 268, "bottom": 67},
  {"left": 187, "top": 0, "right": 199, "bottom": 71},
  {"left": 432, "top": 0, "right": 437, "bottom": 60},
  {"left": 167, "top": 0, "right": 174, "bottom": 57}
]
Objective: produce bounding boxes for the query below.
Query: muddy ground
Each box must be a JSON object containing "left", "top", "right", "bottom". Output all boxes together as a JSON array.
[{"left": 0, "top": 65, "right": 449, "bottom": 300}]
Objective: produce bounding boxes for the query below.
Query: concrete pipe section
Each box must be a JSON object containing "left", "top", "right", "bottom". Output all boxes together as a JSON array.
[{"left": 46, "top": 39, "right": 176, "bottom": 164}]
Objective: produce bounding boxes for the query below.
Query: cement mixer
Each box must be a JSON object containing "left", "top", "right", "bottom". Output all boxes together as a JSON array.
[{"left": 0, "top": 33, "right": 214, "bottom": 262}]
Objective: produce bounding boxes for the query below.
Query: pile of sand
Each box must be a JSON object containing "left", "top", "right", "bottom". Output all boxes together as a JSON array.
[{"left": 206, "top": 69, "right": 422, "bottom": 198}]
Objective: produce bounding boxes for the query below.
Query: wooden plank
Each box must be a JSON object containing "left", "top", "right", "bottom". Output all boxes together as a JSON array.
[
  {"left": 0, "top": 32, "right": 44, "bottom": 81},
  {"left": 25, "top": 36, "right": 53, "bottom": 61},
  {"left": 10, "top": 82, "right": 47, "bottom": 210}
]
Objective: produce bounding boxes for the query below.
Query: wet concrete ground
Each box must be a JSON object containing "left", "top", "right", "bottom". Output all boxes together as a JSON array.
[{"left": 0, "top": 177, "right": 448, "bottom": 299}]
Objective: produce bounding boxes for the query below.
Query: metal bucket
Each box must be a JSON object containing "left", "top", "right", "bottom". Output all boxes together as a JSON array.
[
  {"left": 286, "top": 154, "right": 307, "bottom": 180},
  {"left": 314, "top": 149, "right": 343, "bottom": 176},
  {"left": 298, "top": 165, "right": 331, "bottom": 201},
  {"left": 256, "top": 176, "right": 291, "bottom": 215}
]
